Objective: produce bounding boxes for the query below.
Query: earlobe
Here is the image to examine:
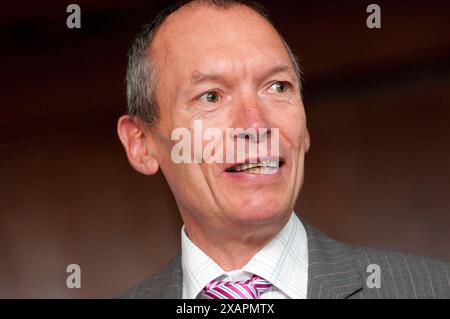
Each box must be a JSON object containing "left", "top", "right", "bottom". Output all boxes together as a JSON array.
[{"left": 117, "top": 115, "right": 159, "bottom": 175}]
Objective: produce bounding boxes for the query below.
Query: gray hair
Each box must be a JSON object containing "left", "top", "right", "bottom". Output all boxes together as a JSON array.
[{"left": 126, "top": 0, "right": 302, "bottom": 126}]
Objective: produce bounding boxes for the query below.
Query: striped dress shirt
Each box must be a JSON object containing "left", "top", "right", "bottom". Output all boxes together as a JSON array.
[{"left": 181, "top": 212, "right": 308, "bottom": 299}]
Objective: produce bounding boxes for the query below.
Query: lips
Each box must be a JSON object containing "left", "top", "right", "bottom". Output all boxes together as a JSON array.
[{"left": 225, "top": 157, "right": 284, "bottom": 174}]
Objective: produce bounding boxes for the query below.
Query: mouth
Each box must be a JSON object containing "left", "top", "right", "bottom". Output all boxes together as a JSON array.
[{"left": 225, "top": 157, "right": 285, "bottom": 175}]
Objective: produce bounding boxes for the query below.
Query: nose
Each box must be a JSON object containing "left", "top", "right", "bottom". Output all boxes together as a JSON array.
[{"left": 228, "top": 92, "right": 271, "bottom": 143}]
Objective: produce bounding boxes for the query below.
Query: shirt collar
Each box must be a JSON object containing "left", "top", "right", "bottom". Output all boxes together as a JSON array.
[
  {"left": 181, "top": 226, "right": 225, "bottom": 299},
  {"left": 181, "top": 212, "right": 308, "bottom": 299}
]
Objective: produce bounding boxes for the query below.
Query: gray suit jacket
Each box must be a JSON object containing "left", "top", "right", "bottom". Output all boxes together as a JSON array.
[{"left": 120, "top": 223, "right": 450, "bottom": 299}]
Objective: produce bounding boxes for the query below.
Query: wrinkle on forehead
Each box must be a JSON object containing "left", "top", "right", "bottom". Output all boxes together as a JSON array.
[{"left": 150, "top": 4, "right": 287, "bottom": 72}]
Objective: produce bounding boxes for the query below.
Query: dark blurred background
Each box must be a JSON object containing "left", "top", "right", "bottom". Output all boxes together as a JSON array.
[{"left": 1, "top": 0, "right": 449, "bottom": 298}]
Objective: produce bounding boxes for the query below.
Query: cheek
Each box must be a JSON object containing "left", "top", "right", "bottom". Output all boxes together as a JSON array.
[{"left": 273, "top": 107, "right": 307, "bottom": 147}]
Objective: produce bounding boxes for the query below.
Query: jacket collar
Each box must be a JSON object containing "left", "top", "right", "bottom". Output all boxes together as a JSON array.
[{"left": 304, "top": 223, "right": 364, "bottom": 299}]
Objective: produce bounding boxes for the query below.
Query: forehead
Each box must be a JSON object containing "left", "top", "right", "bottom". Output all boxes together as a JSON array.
[{"left": 151, "top": 5, "right": 292, "bottom": 80}]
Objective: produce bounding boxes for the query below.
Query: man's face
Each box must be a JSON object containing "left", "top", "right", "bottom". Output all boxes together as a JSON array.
[{"left": 149, "top": 5, "right": 309, "bottom": 229}]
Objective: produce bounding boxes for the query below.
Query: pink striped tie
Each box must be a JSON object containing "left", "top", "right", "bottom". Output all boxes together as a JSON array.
[{"left": 202, "top": 274, "right": 272, "bottom": 299}]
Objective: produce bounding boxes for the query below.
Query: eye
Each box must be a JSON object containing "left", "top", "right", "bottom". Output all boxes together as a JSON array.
[
  {"left": 269, "top": 81, "right": 290, "bottom": 93},
  {"left": 199, "top": 91, "right": 220, "bottom": 103}
]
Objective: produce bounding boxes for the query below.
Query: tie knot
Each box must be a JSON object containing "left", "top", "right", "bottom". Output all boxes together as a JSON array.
[{"left": 202, "top": 274, "right": 272, "bottom": 299}]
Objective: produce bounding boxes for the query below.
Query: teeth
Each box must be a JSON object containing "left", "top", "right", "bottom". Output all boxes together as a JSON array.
[
  {"left": 229, "top": 160, "right": 279, "bottom": 173},
  {"left": 245, "top": 166, "right": 277, "bottom": 174}
]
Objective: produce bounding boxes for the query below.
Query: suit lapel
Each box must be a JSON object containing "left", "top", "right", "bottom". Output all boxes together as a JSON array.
[{"left": 304, "top": 223, "right": 364, "bottom": 299}]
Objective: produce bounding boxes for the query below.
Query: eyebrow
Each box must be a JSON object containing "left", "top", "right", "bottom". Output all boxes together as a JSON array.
[
  {"left": 190, "top": 72, "right": 222, "bottom": 84},
  {"left": 190, "top": 64, "right": 293, "bottom": 85},
  {"left": 262, "top": 64, "right": 292, "bottom": 80}
]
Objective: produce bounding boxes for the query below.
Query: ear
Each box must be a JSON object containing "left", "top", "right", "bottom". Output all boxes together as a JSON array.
[
  {"left": 117, "top": 115, "right": 159, "bottom": 175},
  {"left": 304, "top": 128, "right": 311, "bottom": 153}
]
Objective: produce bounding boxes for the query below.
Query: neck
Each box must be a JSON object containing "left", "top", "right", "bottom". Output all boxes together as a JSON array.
[{"left": 182, "top": 213, "right": 290, "bottom": 271}]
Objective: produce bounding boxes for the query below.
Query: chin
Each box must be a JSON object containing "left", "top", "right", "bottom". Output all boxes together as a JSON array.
[{"left": 227, "top": 196, "right": 290, "bottom": 226}]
